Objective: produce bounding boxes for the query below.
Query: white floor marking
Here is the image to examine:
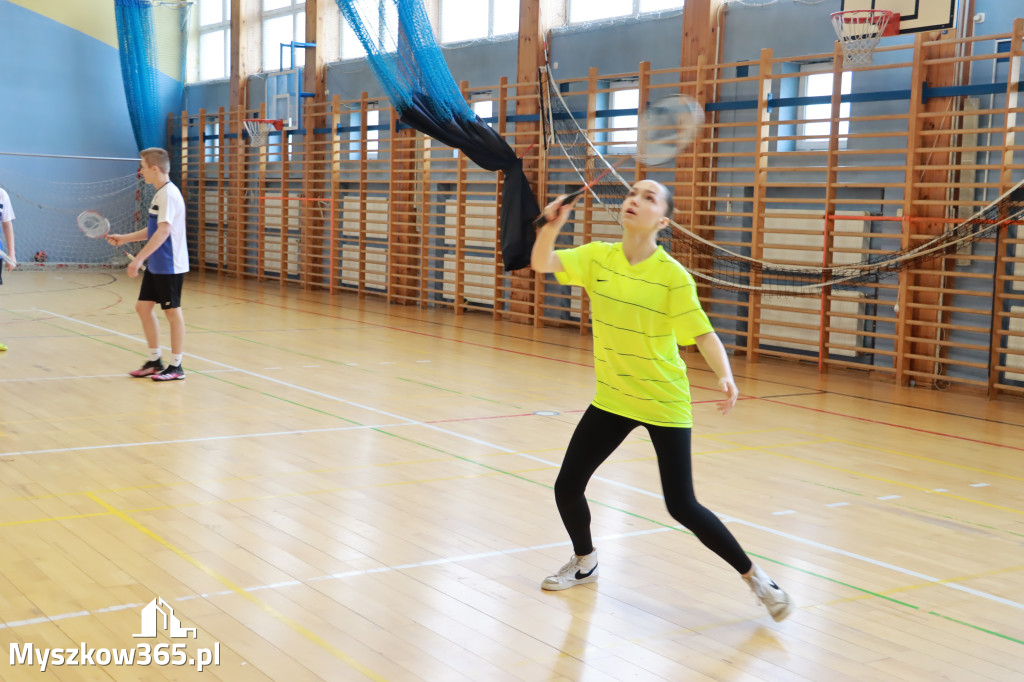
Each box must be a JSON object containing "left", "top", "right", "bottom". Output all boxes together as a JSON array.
[
  {"left": 0, "top": 528, "right": 671, "bottom": 631},
  {"left": 21, "top": 309, "right": 1024, "bottom": 621},
  {"left": 0, "top": 369, "right": 237, "bottom": 383},
  {"left": 1, "top": 422, "right": 409, "bottom": 458}
]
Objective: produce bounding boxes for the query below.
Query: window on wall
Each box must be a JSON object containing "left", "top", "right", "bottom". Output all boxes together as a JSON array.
[
  {"left": 197, "top": 0, "right": 230, "bottom": 81},
  {"left": 799, "top": 66, "right": 851, "bottom": 150},
  {"left": 440, "top": 0, "right": 520, "bottom": 43},
  {"left": 263, "top": 0, "right": 305, "bottom": 71},
  {"left": 349, "top": 108, "right": 380, "bottom": 161},
  {"left": 608, "top": 88, "right": 639, "bottom": 154},
  {"left": 569, "top": 0, "right": 684, "bottom": 24},
  {"left": 339, "top": 2, "right": 398, "bottom": 61},
  {"left": 204, "top": 122, "right": 220, "bottom": 163}
]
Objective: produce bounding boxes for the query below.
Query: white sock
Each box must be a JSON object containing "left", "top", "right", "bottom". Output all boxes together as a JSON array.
[
  {"left": 576, "top": 550, "right": 598, "bottom": 570},
  {"left": 170, "top": 353, "right": 183, "bottom": 367},
  {"left": 149, "top": 348, "right": 162, "bottom": 362}
]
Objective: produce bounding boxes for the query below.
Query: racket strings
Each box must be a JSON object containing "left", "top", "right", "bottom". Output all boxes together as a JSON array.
[{"left": 543, "top": 67, "right": 633, "bottom": 222}]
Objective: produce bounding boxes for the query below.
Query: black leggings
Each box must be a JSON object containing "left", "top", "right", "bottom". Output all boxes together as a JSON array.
[{"left": 553, "top": 405, "right": 753, "bottom": 575}]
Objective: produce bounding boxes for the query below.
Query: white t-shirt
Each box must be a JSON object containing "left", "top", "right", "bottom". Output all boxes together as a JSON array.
[
  {"left": 0, "top": 187, "right": 15, "bottom": 223},
  {"left": 146, "top": 182, "right": 189, "bottom": 275}
]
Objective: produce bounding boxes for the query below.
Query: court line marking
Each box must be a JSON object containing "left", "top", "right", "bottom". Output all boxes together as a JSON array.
[
  {"left": 0, "top": 422, "right": 410, "bottom": 459},
  {"left": 200, "top": 285, "right": 1024, "bottom": 436},
  {"left": 0, "top": 369, "right": 239, "bottom": 383},
  {"left": 84, "top": 493, "right": 386, "bottom": 681},
  {"left": 509, "top": 450, "right": 1024, "bottom": 613},
  {"left": 40, "top": 309, "right": 512, "bottom": 453},
  {"left": 28, "top": 311, "right": 1024, "bottom": 618},
  {"left": 0, "top": 528, "right": 667, "bottom": 632},
  {"left": 764, "top": 398, "right": 1024, "bottom": 453}
]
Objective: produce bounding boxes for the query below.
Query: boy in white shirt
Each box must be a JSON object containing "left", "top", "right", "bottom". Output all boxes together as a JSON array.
[{"left": 106, "top": 147, "right": 189, "bottom": 381}]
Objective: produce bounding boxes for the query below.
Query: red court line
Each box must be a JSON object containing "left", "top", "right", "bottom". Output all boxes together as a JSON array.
[
  {"left": 211, "top": 287, "right": 1022, "bottom": 452},
  {"left": 763, "top": 398, "right": 1024, "bottom": 453},
  {"left": 426, "top": 412, "right": 538, "bottom": 424},
  {"left": 218, "top": 292, "right": 594, "bottom": 367},
  {"left": 424, "top": 401, "right": 736, "bottom": 425}
]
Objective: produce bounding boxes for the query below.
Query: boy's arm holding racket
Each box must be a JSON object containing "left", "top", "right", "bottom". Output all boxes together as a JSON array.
[
  {"left": 531, "top": 195, "right": 581, "bottom": 273},
  {"left": 105, "top": 228, "right": 147, "bottom": 247},
  {"left": 123, "top": 222, "right": 171, "bottom": 278}
]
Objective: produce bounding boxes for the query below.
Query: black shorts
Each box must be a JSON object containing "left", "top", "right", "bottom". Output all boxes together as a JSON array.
[{"left": 138, "top": 270, "right": 185, "bottom": 310}]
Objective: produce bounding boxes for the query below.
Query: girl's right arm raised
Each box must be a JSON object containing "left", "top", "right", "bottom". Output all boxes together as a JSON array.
[{"left": 530, "top": 195, "right": 580, "bottom": 273}]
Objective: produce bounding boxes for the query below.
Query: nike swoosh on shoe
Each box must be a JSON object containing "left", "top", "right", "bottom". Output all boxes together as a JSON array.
[{"left": 574, "top": 565, "right": 597, "bottom": 580}]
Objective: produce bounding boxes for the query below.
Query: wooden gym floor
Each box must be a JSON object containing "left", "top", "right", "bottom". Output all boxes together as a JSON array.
[{"left": 1, "top": 269, "right": 1022, "bottom": 681}]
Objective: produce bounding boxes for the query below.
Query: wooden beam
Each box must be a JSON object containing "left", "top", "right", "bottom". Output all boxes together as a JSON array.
[
  {"left": 512, "top": 0, "right": 549, "bottom": 324},
  {"left": 680, "top": 0, "right": 722, "bottom": 69},
  {"left": 229, "top": 0, "right": 256, "bottom": 112},
  {"left": 901, "top": 30, "right": 960, "bottom": 388},
  {"left": 746, "top": 47, "right": 774, "bottom": 363},
  {"left": 304, "top": 0, "right": 326, "bottom": 102}
]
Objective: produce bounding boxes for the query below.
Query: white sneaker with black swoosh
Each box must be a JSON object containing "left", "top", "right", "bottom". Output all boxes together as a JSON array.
[
  {"left": 744, "top": 564, "right": 793, "bottom": 622},
  {"left": 541, "top": 551, "right": 599, "bottom": 591}
]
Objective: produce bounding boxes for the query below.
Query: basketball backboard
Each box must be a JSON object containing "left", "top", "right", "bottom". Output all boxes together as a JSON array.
[
  {"left": 840, "top": 0, "right": 957, "bottom": 35},
  {"left": 266, "top": 68, "right": 301, "bottom": 131}
]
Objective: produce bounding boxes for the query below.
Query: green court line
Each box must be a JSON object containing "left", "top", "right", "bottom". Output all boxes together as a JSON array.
[
  {"left": 929, "top": 611, "right": 1024, "bottom": 645},
  {"left": 30, "top": 315, "right": 1023, "bottom": 646},
  {"left": 197, "top": 371, "right": 365, "bottom": 426},
  {"left": 190, "top": 322, "right": 522, "bottom": 409},
  {"left": 802, "top": 479, "right": 1024, "bottom": 541},
  {"left": 372, "top": 426, "right": 1019, "bottom": 645},
  {"left": 801, "top": 480, "right": 867, "bottom": 497},
  {"left": 42, "top": 319, "right": 367, "bottom": 427},
  {"left": 397, "top": 376, "right": 462, "bottom": 394},
  {"left": 186, "top": 323, "right": 379, "bottom": 374},
  {"left": 470, "top": 395, "right": 519, "bottom": 407},
  {"left": 895, "top": 502, "right": 1024, "bottom": 539}
]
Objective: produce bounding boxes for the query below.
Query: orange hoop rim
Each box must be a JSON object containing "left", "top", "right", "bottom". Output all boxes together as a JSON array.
[
  {"left": 244, "top": 118, "right": 284, "bottom": 131},
  {"left": 831, "top": 9, "right": 893, "bottom": 25}
]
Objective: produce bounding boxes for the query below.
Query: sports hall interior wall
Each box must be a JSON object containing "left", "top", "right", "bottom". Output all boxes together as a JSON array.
[
  {"left": 2, "top": 1, "right": 1022, "bottom": 398},
  {"left": 0, "top": 0, "right": 185, "bottom": 259}
]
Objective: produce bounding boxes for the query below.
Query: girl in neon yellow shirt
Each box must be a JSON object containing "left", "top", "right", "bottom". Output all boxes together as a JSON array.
[{"left": 531, "top": 179, "right": 792, "bottom": 622}]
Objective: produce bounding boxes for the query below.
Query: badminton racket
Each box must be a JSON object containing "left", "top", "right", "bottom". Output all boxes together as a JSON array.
[
  {"left": 77, "top": 210, "right": 111, "bottom": 239},
  {"left": 534, "top": 93, "right": 704, "bottom": 228}
]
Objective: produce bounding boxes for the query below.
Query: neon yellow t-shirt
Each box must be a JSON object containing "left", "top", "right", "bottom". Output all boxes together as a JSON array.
[{"left": 556, "top": 242, "right": 713, "bottom": 427}]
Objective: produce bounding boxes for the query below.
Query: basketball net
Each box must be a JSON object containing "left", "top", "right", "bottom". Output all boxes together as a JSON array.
[
  {"left": 831, "top": 10, "right": 893, "bottom": 67},
  {"left": 243, "top": 119, "right": 284, "bottom": 148}
]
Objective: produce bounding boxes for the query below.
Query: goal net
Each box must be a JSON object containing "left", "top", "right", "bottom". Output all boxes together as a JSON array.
[{"left": 0, "top": 156, "right": 150, "bottom": 269}]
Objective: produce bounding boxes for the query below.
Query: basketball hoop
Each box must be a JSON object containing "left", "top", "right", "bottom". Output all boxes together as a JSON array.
[
  {"left": 831, "top": 10, "right": 895, "bottom": 67},
  {"left": 243, "top": 119, "right": 284, "bottom": 147}
]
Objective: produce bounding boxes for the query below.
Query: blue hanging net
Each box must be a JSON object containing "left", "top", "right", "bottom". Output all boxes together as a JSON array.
[
  {"left": 336, "top": 0, "right": 540, "bottom": 270},
  {"left": 336, "top": 0, "right": 475, "bottom": 122},
  {"left": 114, "top": 0, "right": 191, "bottom": 150}
]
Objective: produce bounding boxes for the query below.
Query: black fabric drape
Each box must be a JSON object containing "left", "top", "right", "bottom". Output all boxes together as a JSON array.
[{"left": 399, "top": 92, "right": 540, "bottom": 271}]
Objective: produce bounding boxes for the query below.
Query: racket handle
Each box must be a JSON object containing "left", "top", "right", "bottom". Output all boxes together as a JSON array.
[{"left": 533, "top": 187, "right": 585, "bottom": 229}]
